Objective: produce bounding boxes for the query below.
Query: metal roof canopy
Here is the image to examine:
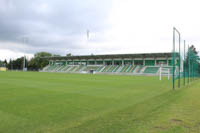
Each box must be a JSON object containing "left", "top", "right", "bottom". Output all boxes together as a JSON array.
[{"left": 43, "top": 52, "right": 179, "bottom": 60}]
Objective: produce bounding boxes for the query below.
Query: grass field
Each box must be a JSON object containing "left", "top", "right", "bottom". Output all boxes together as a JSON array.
[{"left": 0, "top": 71, "right": 200, "bottom": 133}]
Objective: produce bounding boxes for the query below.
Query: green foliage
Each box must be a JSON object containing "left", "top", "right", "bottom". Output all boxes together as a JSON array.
[
  {"left": 0, "top": 61, "right": 4, "bottom": 67},
  {"left": 0, "top": 72, "right": 200, "bottom": 133},
  {"left": 66, "top": 53, "right": 72, "bottom": 57},
  {"left": 28, "top": 52, "right": 52, "bottom": 70},
  {"left": 184, "top": 45, "right": 200, "bottom": 77},
  {"left": 6, "top": 52, "right": 53, "bottom": 70},
  {"left": 0, "top": 60, "right": 8, "bottom": 67},
  {"left": 7, "top": 57, "right": 27, "bottom": 70}
]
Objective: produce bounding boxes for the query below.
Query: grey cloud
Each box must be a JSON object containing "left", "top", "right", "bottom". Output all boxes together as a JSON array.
[{"left": 0, "top": 0, "right": 112, "bottom": 55}]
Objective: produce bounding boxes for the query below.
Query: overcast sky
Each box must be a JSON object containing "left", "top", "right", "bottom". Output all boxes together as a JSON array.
[{"left": 0, "top": 0, "right": 200, "bottom": 60}]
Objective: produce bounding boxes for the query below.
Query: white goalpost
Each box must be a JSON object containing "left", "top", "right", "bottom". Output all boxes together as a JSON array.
[{"left": 159, "top": 65, "right": 170, "bottom": 80}]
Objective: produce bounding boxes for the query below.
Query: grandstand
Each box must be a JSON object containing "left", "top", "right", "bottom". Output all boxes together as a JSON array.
[{"left": 42, "top": 53, "right": 179, "bottom": 75}]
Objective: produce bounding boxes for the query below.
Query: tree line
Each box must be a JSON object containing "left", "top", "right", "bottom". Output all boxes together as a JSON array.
[{"left": 0, "top": 52, "right": 53, "bottom": 71}]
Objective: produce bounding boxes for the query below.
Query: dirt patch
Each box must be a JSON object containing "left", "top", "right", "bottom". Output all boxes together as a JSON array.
[
  {"left": 154, "top": 126, "right": 169, "bottom": 130},
  {"left": 183, "top": 125, "right": 191, "bottom": 129},
  {"left": 171, "top": 119, "right": 192, "bottom": 129},
  {"left": 194, "top": 121, "right": 200, "bottom": 128},
  {"left": 171, "top": 119, "right": 183, "bottom": 123}
]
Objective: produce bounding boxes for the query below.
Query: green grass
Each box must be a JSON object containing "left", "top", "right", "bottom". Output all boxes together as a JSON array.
[{"left": 0, "top": 71, "right": 200, "bottom": 133}]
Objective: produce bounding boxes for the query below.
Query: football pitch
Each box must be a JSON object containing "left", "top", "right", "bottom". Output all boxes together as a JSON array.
[{"left": 0, "top": 71, "right": 200, "bottom": 133}]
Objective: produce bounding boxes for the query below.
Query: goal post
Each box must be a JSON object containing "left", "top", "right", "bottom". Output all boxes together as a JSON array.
[{"left": 159, "top": 65, "right": 171, "bottom": 81}]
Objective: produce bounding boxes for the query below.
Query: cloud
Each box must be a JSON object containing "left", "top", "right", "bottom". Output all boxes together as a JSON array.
[{"left": 0, "top": 0, "right": 113, "bottom": 59}]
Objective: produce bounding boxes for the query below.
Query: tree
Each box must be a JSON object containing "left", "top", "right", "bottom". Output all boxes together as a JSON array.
[
  {"left": 28, "top": 52, "right": 52, "bottom": 71},
  {"left": 8, "top": 59, "right": 13, "bottom": 70},
  {"left": 189, "top": 45, "right": 198, "bottom": 55},
  {"left": 6, "top": 52, "right": 54, "bottom": 71},
  {"left": 0, "top": 60, "right": 4, "bottom": 67},
  {"left": 4, "top": 59, "right": 8, "bottom": 67},
  {"left": 185, "top": 45, "right": 200, "bottom": 76},
  {"left": 66, "top": 53, "right": 72, "bottom": 57},
  {"left": 11, "top": 57, "right": 24, "bottom": 70}
]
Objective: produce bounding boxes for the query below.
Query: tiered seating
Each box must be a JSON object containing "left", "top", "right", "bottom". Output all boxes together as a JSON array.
[
  {"left": 136, "top": 66, "right": 143, "bottom": 73},
  {"left": 53, "top": 65, "right": 64, "bottom": 72},
  {"left": 143, "top": 67, "right": 159, "bottom": 74},
  {"left": 83, "top": 66, "right": 100, "bottom": 72},
  {"left": 120, "top": 65, "right": 130, "bottom": 72},
  {"left": 96, "top": 66, "right": 104, "bottom": 72},
  {"left": 163, "top": 67, "right": 173, "bottom": 74},
  {"left": 102, "top": 66, "right": 111, "bottom": 72},
  {"left": 55, "top": 65, "right": 65, "bottom": 71},
  {"left": 74, "top": 65, "right": 85, "bottom": 72},
  {"left": 127, "top": 65, "right": 136, "bottom": 73},
  {"left": 42, "top": 65, "right": 50, "bottom": 71},
  {"left": 47, "top": 65, "right": 58, "bottom": 71},
  {"left": 113, "top": 65, "right": 120, "bottom": 72},
  {"left": 42, "top": 64, "right": 172, "bottom": 75},
  {"left": 68, "top": 66, "right": 78, "bottom": 72},
  {"left": 62, "top": 66, "right": 71, "bottom": 72},
  {"left": 107, "top": 66, "right": 116, "bottom": 72}
]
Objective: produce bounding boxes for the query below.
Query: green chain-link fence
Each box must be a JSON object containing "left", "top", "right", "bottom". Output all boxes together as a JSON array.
[{"left": 172, "top": 27, "right": 200, "bottom": 90}]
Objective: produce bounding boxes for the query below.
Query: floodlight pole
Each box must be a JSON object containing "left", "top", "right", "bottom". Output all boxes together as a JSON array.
[
  {"left": 173, "top": 28, "right": 175, "bottom": 90},
  {"left": 184, "top": 40, "right": 186, "bottom": 86},
  {"left": 23, "top": 38, "right": 26, "bottom": 71},
  {"left": 23, "top": 55, "right": 26, "bottom": 71},
  {"left": 178, "top": 31, "right": 181, "bottom": 88},
  {"left": 188, "top": 45, "right": 190, "bottom": 84},
  {"left": 22, "top": 37, "right": 28, "bottom": 71},
  {"left": 173, "top": 27, "right": 181, "bottom": 90}
]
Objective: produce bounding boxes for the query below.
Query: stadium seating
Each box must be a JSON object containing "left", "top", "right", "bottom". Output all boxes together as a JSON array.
[
  {"left": 143, "top": 67, "right": 159, "bottom": 74},
  {"left": 64, "top": 66, "right": 73, "bottom": 72},
  {"left": 96, "top": 66, "right": 104, "bottom": 72},
  {"left": 113, "top": 65, "right": 120, "bottom": 72},
  {"left": 42, "top": 64, "right": 175, "bottom": 75},
  {"left": 83, "top": 66, "right": 101, "bottom": 72},
  {"left": 55, "top": 65, "right": 65, "bottom": 71},
  {"left": 56, "top": 65, "right": 64, "bottom": 71},
  {"left": 62, "top": 66, "right": 71, "bottom": 72},
  {"left": 135, "top": 65, "right": 143, "bottom": 73},
  {"left": 69, "top": 66, "right": 78, "bottom": 72},
  {"left": 42, "top": 65, "right": 50, "bottom": 71},
  {"left": 127, "top": 65, "right": 136, "bottom": 73},
  {"left": 47, "top": 65, "right": 58, "bottom": 71},
  {"left": 120, "top": 65, "right": 130, "bottom": 72},
  {"left": 102, "top": 65, "right": 111, "bottom": 72},
  {"left": 162, "top": 67, "right": 173, "bottom": 74},
  {"left": 74, "top": 65, "right": 85, "bottom": 72},
  {"left": 107, "top": 66, "right": 116, "bottom": 72}
]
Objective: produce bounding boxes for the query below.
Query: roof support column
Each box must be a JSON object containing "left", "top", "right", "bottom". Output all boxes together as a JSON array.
[
  {"left": 167, "top": 58, "right": 169, "bottom": 66},
  {"left": 86, "top": 60, "right": 88, "bottom": 66},
  {"left": 132, "top": 59, "right": 134, "bottom": 65},
  {"left": 95, "top": 59, "right": 97, "bottom": 65},
  {"left": 155, "top": 58, "right": 157, "bottom": 66},
  {"left": 122, "top": 59, "right": 124, "bottom": 66}
]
